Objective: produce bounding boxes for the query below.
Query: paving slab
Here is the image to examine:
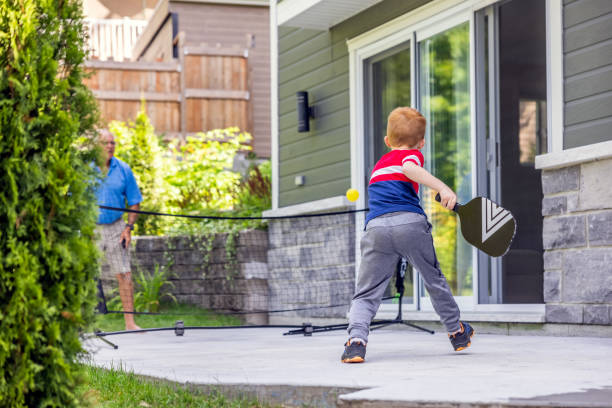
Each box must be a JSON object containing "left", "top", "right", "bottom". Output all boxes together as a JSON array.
[{"left": 84, "top": 327, "right": 612, "bottom": 407}]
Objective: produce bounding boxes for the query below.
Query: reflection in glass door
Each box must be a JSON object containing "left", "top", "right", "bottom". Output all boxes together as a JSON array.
[
  {"left": 418, "top": 21, "right": 473, "bottom": 305},
  {"left": 364, "top": 42, "right": 415, "bottom": 306}
]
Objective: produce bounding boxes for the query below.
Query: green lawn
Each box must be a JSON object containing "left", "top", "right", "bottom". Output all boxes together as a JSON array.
[
  {"left": 87, "top": 303, "right": 268, "bottom": 407},
  {"left": 81, "top": 364, "right": 275, "bottom": 408},
  {"left": 93, "top": 302, "right": 243, "bottom": 333}
]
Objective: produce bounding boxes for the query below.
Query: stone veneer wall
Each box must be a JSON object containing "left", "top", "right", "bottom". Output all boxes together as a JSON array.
[
  {"left": 130, "top": 230, "right": 269, "bottom": 324},
  {"left": 266, "top": 212, "right": 356, "bottom": 320},
  {"left": 542, "top": 158, "right": 612, "bottom": 324}
]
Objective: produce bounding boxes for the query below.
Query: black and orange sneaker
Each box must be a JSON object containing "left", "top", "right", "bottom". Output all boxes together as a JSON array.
[
  {"left": 341, "top": 339, "right": 366, "bottom": 363},
  {"left": 449, "top": 322, "right": 475, "bottom": 351}
]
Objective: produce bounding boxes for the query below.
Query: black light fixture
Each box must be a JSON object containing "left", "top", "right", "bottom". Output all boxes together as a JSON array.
[{"left": 297, "top": 91, "right": 315, "bottom": 132}]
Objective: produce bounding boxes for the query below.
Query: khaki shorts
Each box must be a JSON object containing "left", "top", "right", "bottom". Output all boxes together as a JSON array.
[{"left": 96, "top": 218, "right": 131, "bottom": 279}]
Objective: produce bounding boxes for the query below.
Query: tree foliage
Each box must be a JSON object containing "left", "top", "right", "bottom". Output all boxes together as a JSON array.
[{"left": 0, "top": 1, "right": 99, "bottom": 406}]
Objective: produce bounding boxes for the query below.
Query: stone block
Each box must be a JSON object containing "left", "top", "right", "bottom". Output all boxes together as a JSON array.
[
  {"left": 543, "top": 270, "right": 561, "bottom": 302},
  {"left": 169, "top": 264, "right": 205, "bottom": 279},
  {"left": 542, "top": 196, "right": 566, "bottom": 216},
  {"left": 541, "top": 166, "right": 579, "bottom": 195},
  {"left": 588, "top": 211, "right": 612, "bottom": 246},
  {"left": 134, "top": 236, "right": 167, "bottom": 252},
  {"left": 584, "top": 305, "right": 609, "bottom": 325},
  {"left": 268, "top": 247, "right": 300, "bottom": 269},
  {"left": 272, "top": 265, "right": 355, "bottom": 283},
  {"left": 580, "top": 158, "right": 612, "bottom": 211},
  {"left": 566, "top": 193, "right": 579, "bottom": 212},
  {"left": 168, "top": 236, "right": 196, "bottom": 251},
  {"left": 173, "top": 250, "right": 204, "bottom": 265},
  {"left": 543, "top": 250, "right": 562, "bottom": 270},
  {"left": 562, "top": 249, "right": 612, "bottom": 302},
  {"left": 242, "top": 294, "right": 269, "bottom": 311},
  {"left": 242, "top": 261, "right": 268, "bottom": 279},
  {"left": 237, "top": 229, "right": 268, "bottom": 247},
  {"left": 299, "top": 242, "right": 352, "bottom": 269},
  {"left": 175, "top": 294, "right": 206, "bottom": 308},
  {"left": 132, "top": 251, "right": 166, "bottom": 267},
  {"left": 172, "top": 279, "right": 205, "bottom": 295},
  {"left": 545, "top": 304, "right": 583, "bottom": 323},
  {"left": 542, "top": 216, "right": 586, "bottom": 249}
]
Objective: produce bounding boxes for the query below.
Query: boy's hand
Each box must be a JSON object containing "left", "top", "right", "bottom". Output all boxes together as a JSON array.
[{"left": 438, "top": 187, "right": 457, "bottom": 211}]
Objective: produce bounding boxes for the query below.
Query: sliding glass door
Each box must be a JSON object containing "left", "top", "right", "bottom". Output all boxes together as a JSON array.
[
  {"left": 418, "top": 20, "right": 474, "bottom": 308},
  {"left": 364, "top": 41, "right": 416, "bottom": 308},
  {"left": 354, "top": 0, "right": 547, "bottom": 313}
]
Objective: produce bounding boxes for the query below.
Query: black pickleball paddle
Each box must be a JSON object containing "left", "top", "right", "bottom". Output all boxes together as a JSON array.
[{"left": 435, "top": 194, "right": 517, "bottom": 257}]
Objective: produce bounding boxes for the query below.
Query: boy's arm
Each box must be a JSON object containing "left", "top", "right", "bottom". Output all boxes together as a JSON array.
[{"left": 402, "top": 162, "right": 457, "bottom": 210}]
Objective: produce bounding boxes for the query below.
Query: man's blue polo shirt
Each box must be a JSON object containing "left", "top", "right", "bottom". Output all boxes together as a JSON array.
[{"left": 95, "top": 157, "right": 142, "bottom": 225}]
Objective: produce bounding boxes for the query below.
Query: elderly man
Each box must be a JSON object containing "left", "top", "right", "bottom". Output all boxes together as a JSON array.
[{"left": 95, "top": 129, "right": 142, "bottom": 331}]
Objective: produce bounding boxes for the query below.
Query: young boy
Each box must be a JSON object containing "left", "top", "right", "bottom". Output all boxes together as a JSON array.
[{"left": 341, "top": 107, "right": 474, "bottom": 363}]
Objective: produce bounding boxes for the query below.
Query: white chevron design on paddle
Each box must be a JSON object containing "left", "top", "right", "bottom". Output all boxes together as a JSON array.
[{"left": 481, "top": 198, "right": 513, "bottom": 243}]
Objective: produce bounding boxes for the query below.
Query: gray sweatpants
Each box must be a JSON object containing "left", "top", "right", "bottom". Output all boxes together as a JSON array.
[{"left": 348, "top": 212, "right": 461, "bottom": 341}]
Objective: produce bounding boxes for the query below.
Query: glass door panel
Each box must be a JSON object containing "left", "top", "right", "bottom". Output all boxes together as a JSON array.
[
  {"left": 418, "top": 21, "right": 473, "bottom": 305},
  {"left": 364, "top": 42, "right": 415, "bottom": 307}
]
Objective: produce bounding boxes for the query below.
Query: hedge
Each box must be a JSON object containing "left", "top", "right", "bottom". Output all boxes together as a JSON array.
[{"left": 0, "top": 1, "right": 100, "bottom": 406}]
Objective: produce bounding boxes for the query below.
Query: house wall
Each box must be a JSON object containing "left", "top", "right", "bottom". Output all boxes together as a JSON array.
[
  {"left": 540, "top": 0, "right": 612, "bottom": 325},
  {"left": 278, "top": 0, "right": 432, "bottom": 207},
  {"left": 563, "top": 0, "right": 612, "bottom": 149},
  {"left": 139, "top": 16, "right": 174, "bottom": 62}
]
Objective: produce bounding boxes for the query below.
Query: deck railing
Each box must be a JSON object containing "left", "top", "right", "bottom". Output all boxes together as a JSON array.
[{"left": 85, "top": 18, "right": 148, "bottom": 62}]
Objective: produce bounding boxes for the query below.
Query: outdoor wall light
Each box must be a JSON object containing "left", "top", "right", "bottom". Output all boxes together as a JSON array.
[{"left": 297, "top": 91, "right": 315, "bottom": 132}]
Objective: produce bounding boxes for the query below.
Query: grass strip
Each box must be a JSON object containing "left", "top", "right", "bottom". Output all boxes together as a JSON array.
[
  {"left": 94, "top": 303, "right": 242, "bottom": 333},
  {"left": 81, "top": 364, "right": 274, "bottom": 408}
]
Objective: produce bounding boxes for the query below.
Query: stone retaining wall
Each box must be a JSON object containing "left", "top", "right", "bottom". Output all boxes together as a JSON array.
[
  {"left": 542, "top": 158, "right": 612, "bottom": 324},
  {"left": 131, "top": 230, "right": 269, "bottom": 324}
]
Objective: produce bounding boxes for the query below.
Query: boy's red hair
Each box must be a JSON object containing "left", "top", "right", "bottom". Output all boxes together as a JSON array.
[{"left": 386, "top": 107, "right": 426, "bottom": 147}]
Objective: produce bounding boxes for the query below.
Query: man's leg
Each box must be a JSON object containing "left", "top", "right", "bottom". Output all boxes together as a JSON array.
[
  {"left": 107, "top": 219, "right": 141, "bottom": 331},
  {"left": 116, "top": 271, "right": 141, "bottom": 331}
]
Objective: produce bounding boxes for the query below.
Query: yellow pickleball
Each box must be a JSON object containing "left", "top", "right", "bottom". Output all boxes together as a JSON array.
[{"left": 346, "top": 188, "right": 359, "bottom": 202}]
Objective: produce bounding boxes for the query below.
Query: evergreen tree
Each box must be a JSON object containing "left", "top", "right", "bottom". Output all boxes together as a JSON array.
[{"left": 0, "top": 0, "right": 100, "bottom": 406}]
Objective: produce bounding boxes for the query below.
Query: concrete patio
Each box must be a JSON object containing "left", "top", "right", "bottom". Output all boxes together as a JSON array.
[{"left": 84, "top": 325, "right": 612, "bottom": 407}]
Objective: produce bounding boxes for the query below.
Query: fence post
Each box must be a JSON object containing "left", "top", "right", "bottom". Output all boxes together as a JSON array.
[{"left": 176, "top": 31, "right": 187, "bottom": 140}]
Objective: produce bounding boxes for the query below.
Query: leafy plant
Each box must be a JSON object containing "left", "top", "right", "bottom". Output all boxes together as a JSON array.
[
  {"left": 165, "top": 127, "right": 252, "bottom": 212},
  {"left": 106, "top": 264, "right": 176, "bottom": 313},
  {"left": 0, "top": 1, "right": 100, "bottom": 406},
  {"left": 236, "top": 161, "right": 271, "bottom": 213},
  {"left": 133, "top": 264, "right": 176, "bottom": 313}
]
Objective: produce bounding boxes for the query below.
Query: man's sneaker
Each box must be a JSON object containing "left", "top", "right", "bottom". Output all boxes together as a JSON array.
[
  {"left": 341, "top": 339, "right": 366, "bottom": 363},
  {"left": 449, "top": 322, "right": 475, "bottom": 351}
]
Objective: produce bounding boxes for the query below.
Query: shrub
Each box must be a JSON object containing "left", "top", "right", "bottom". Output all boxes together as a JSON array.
[
  {"left": 164, "top": 127, "right": 252, "bottom": 212},
  {"left": 0, "top": 1, "right": 99, "bottom": 406}
]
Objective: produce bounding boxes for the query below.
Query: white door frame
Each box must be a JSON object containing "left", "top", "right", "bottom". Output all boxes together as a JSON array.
[{"left": 347, "top": 0, "right": 557, "bottom": 313}]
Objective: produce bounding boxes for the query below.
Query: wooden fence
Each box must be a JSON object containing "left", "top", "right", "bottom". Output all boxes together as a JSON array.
[{"left": 83, "top": 39, "right": 251, "bottom": 141}]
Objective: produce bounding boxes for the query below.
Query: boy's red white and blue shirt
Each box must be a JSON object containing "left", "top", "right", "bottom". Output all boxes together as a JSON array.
[{"left": 366, "top": 149, "right": 426, "bottom": 226}]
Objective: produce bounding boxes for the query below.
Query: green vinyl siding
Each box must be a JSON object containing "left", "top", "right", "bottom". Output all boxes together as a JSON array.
[
  {"left": 278, "top": 0, "right": 432, "bottom": 207},
  {"left": 564, "top": 0, "right": 612, "bottom": 149}
]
